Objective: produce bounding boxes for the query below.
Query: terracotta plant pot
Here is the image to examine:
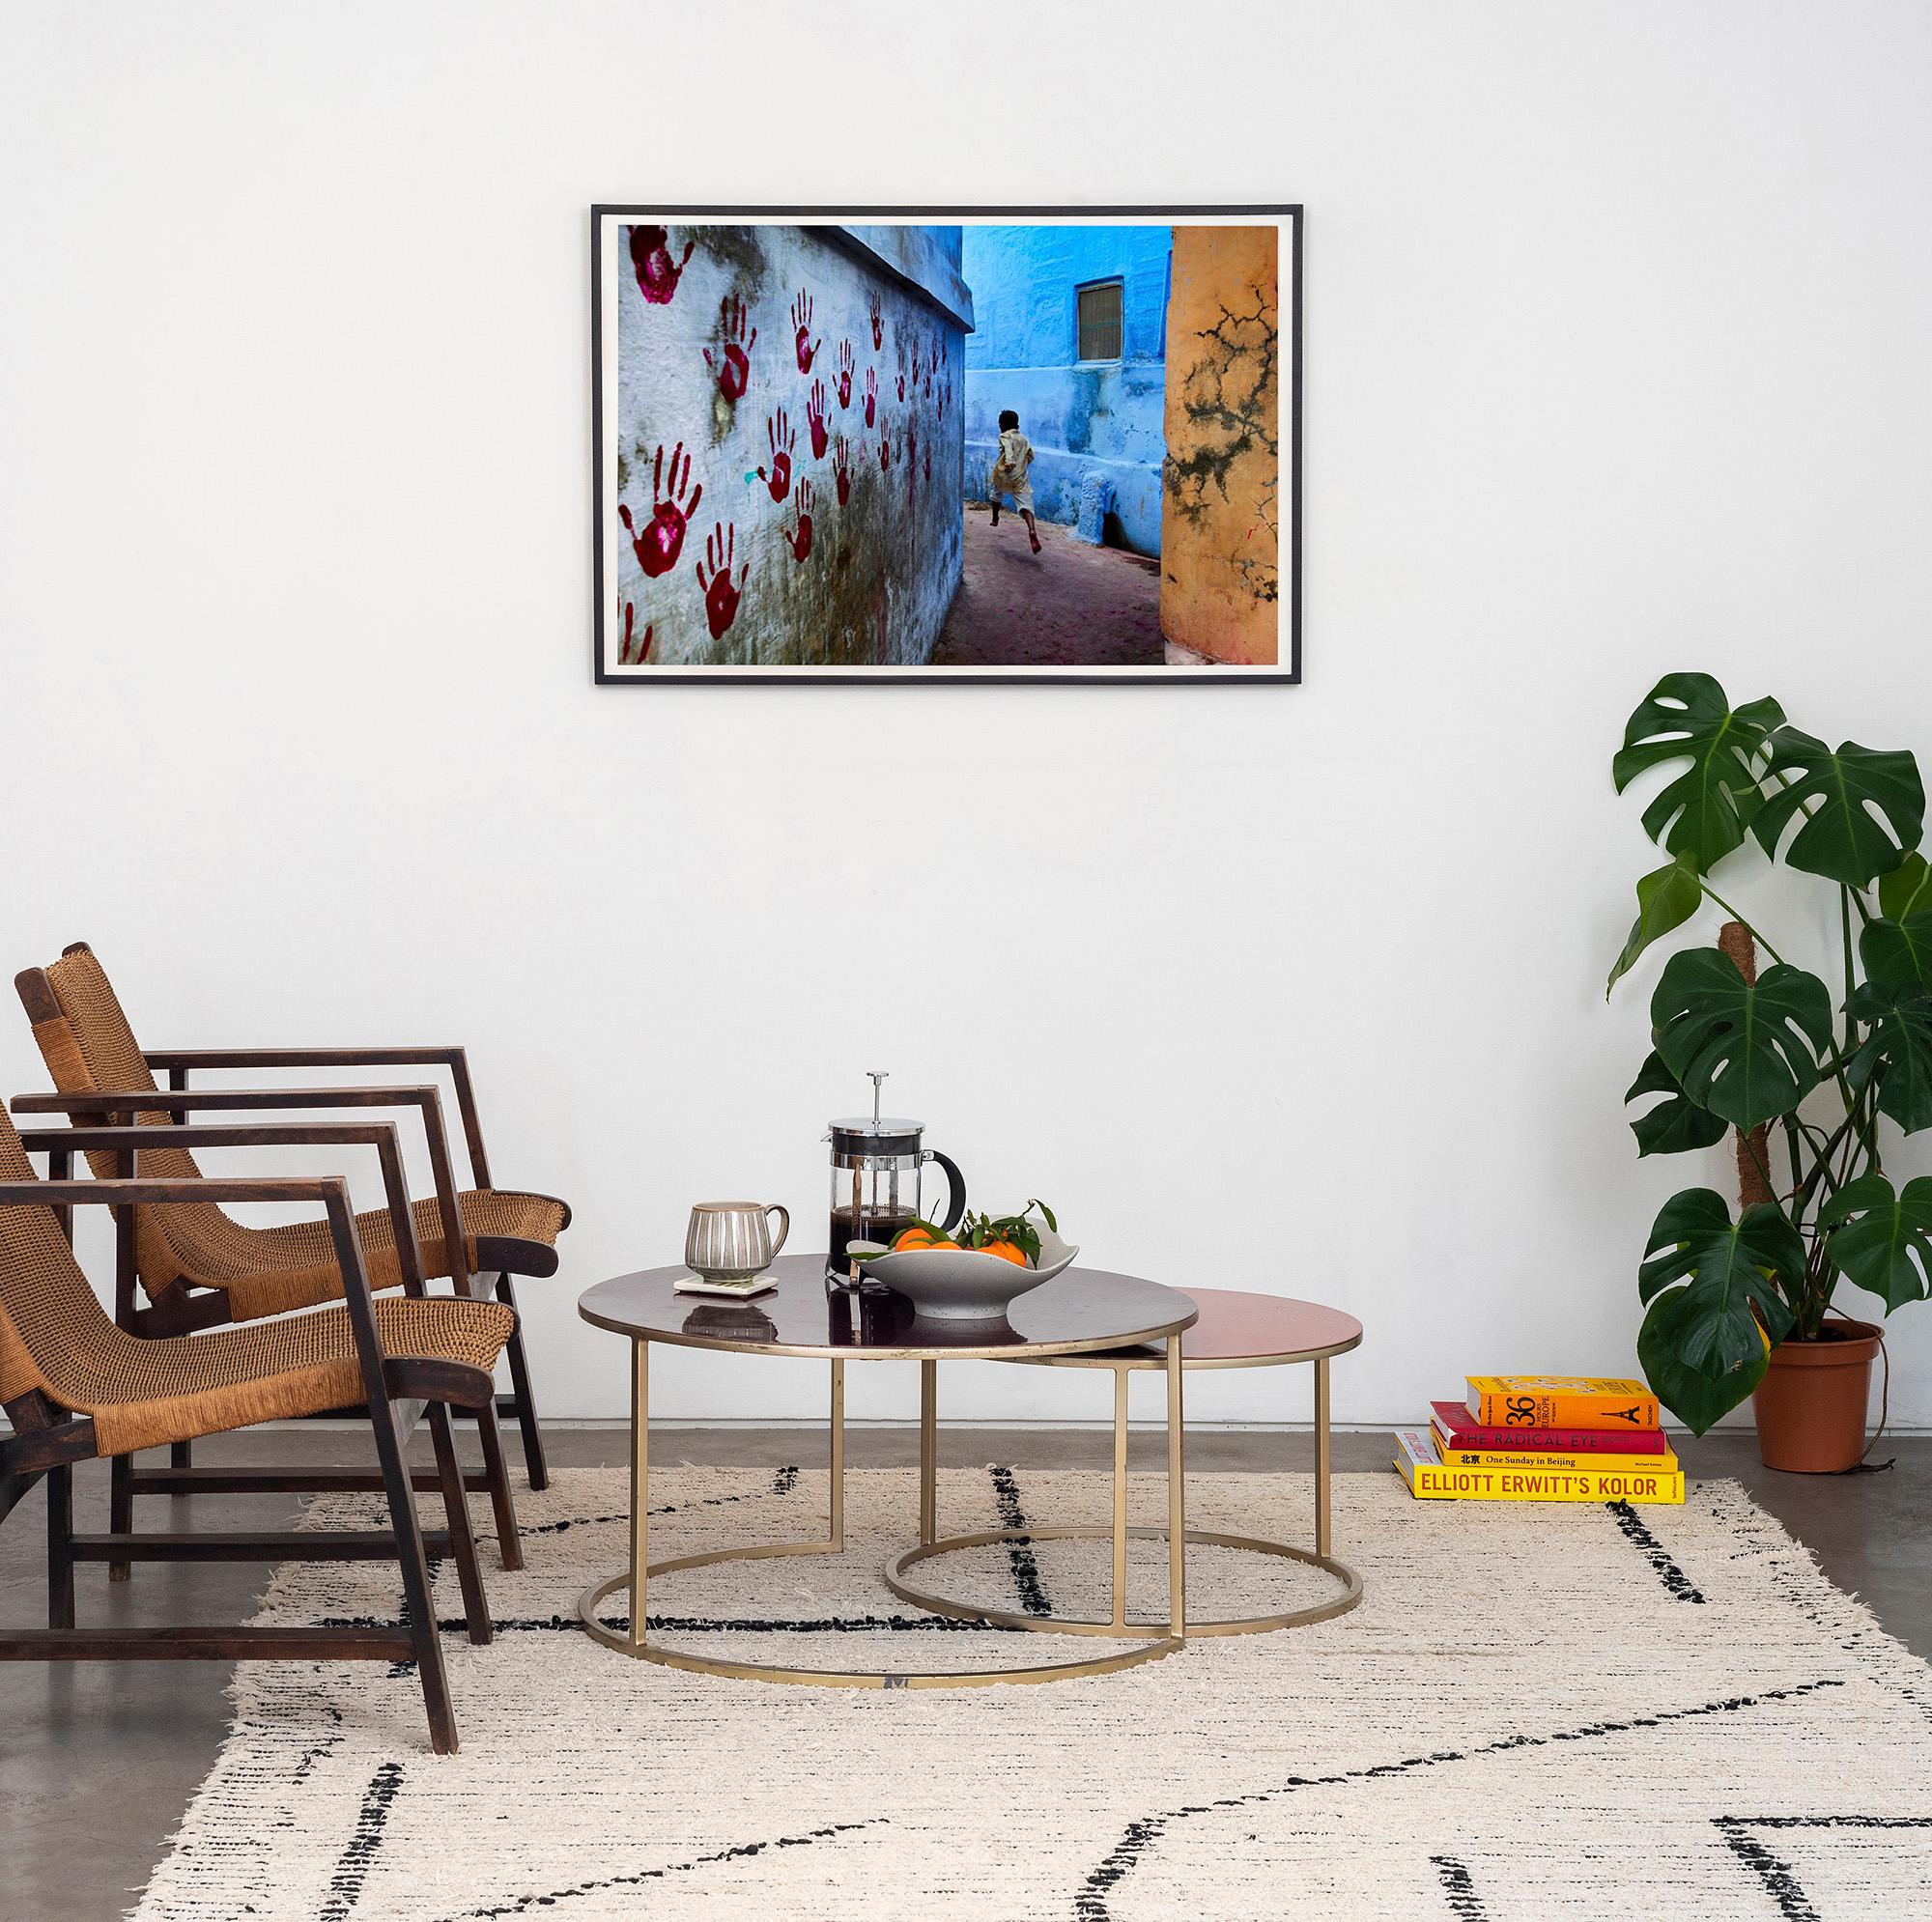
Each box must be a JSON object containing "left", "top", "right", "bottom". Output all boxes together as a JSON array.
[{"left": 1751, "top": 1320, "right": 1881, "bottom": 1473}]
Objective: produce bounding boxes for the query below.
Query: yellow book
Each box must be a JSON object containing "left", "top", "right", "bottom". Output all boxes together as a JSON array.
[
  {"left": 1432, "top": 1436, "right": 1681, "bottom": 1477},
  {"left": 1394, "top": 1431, "right": 1684, "bottom": 1504},
  {"left": 1465, "top": 1375, "right": 1661, "bottom": 1431}
]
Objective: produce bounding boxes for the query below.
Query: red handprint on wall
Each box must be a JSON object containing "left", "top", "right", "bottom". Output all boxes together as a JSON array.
[
  {"left": 791, "top": 290, "right": 820, "bottom": 374},
  {"left": 908, "top": 336, "right": 923, "bottom": 393},
  {"left": 868, "top": 292, "right": 883, "bottom": 352},
  {"left": 923, "top": 329, "right": 936, "bottom": 395},
  {"left": 757, "top": 408, "right": 796, "bottom": 501},
  {"left": 628, "top": 225, "right": 692, "bottom": 306},
  {"left": 878, "top": 432, "right": 893, "bottom": 471},
  {"left": 834, "top": 340, "right": 855, "bottom": 409},
  {"left": 938, "top": 373, "right": 950, "bottom": 422},
  {"left": 833, "top": 435, "right": 853, "bottom": 506},
  {"left": 696, "top": 522, "right": 747, "bottom": 640},
  {"left": 783, "top": 478, "right": 814, "bottom": 563},
  {"left": 617, "top": 440, "right": 702, "bottom": 579},
  {"left": 894, "top": 335, "right": 906, "bottom": 403},
  {"left": 616, "top": 603, "right": 654, "bottom": 665},
  {"left": 703, "top": 296, "right": 756, "bottom": 402},
  {"left": 923, "top": 442, "right": 931, "bottom": 486},
  {"left": 806, "top": 381, "right": 830, "bottom": 460},
  {"left": 863, "top": 367, "right": 877, "bottom": 429}
]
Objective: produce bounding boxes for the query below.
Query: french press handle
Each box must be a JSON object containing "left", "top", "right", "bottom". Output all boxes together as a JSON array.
[{"left": 923, "top": 1148, "right": 966, "bottom": 1232}]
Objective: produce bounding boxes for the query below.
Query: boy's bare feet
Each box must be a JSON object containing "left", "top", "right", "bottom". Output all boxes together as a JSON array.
[{"left": 1030, "top": 529, "right": 1041, "bottom": 554}]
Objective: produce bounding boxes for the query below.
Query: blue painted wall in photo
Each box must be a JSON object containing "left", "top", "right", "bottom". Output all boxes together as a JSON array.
[{"left": 961, "top": 223, "right": 1172, "bottom": 554}]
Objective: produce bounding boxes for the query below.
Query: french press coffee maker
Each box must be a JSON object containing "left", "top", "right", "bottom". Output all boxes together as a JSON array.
[{"left": 826, "top": 1072, "right": 966, "bottom": 1284}]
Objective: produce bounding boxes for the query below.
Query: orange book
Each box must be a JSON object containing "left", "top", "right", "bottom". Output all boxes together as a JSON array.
[{"left": 1465, "top": 1375, "right": 1660, "bottom": 1430}]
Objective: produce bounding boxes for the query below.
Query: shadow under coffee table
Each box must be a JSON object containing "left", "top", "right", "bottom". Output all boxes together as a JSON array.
[
  {"left": 888, "top": 1288, "right": 1364, "bottom": 1636},
  {"left": 576, "top": 1255, "right": 1199, "bottom": 1688}
]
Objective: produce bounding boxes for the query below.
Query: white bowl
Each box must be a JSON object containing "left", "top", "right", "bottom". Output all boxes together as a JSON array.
[{"left": 848, "top": 1225, "right": 1079, "bottom": 1320}]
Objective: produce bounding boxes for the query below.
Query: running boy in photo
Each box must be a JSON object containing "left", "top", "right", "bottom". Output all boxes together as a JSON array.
[{"left": 986, "top": 409, "right": 1041, "bottom": 553}]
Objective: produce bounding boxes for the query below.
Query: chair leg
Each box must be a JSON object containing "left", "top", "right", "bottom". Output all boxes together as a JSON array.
[
  {"left": 427, "top": 1402, "right": 492, "bottom": 1647},
  {"left": 494, "top": 1275, "right": 549, "bottom": 1492},
  {"left": 367, "top": 1392, "right": 458, "bottom": 1754},
  {"left": 169, "top": 1438, "right": 193, "bottom": 1495},
  {"left": 470, "top": 1398, "right": 525, "bottom": 1573},
  {"left": 107, "top": 1453, "right": 132, "bottom": 1582},
  {"left": 46, "top": 1464, "right": 74, "bottom": 1630}
]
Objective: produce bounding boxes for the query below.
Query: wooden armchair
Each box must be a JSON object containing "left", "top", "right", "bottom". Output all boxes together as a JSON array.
[
  {"left": 0, "top": 1103, "right": 509, "bottom": 1754},
  {"left": 14, "top": 943, "right": 567, "bottom": 1505}
]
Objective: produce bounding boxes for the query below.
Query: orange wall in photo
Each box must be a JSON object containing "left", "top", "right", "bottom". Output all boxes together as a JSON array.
[{"left": 1160, "top": 227, "right": 1282, "bottom": 665}]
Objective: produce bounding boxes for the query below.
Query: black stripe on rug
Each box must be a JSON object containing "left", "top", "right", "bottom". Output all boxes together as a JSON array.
[
  {"left": 505, "top": 1465, "right": 804, "bottom": 1540},
  {"left": 1713, "top": 1814, "right": 1932, "bottom": 1922},
  {"left": 316, "top": 1760, "right": 405, "bottom": 1921},
  {"left": 1073, "top": 1678, "right": 1847, "bottom": 1921},
  {"left": 317, "top": 1611, "right": 1023, "bottom": 1635},
  {"left": 989, "top": 1463, "right": 1054, "bottom": 1616},
  {"left": 1606, "top": 1500, "right": 1706, "bottom": 1602},
  {"left": 428, "top": 1819, "right": 884, "bottom": 1921},
  {"left": 1430, "top": 1854, "right": 1491, "bottom": 1919}
]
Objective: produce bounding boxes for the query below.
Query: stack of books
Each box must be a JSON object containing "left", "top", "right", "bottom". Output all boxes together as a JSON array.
[{"left": 1393, "top": 1374, "right": 1683, "bottom": 1505}]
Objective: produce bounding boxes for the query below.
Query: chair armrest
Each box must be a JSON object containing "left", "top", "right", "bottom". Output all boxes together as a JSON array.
[
  {"left": 143, "top": 1047, "right": 494, "bottom": 1189},
  {"left": 0, "top": 1176, "right": 395, "bottom": 1394},
  {"left": 15, "top": 1122, "right": 431, "bottom": 1297},
  {"left": 11, "top": 1087, "right": 471, "bottom": 1292}
]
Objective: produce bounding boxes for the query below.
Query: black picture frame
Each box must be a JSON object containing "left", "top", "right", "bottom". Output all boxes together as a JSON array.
[{"left": 590, "top": 205, "right": 1301, "bottom": 686}]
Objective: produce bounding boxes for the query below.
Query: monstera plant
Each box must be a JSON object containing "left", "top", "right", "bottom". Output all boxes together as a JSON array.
[{"left": 1608, "top": 673, "right": 1932, "bottom": 1435}]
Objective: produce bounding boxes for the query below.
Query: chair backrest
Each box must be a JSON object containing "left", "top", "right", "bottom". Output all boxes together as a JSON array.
[
  {"left": 0, "top": 1101, "right": 120, "bottom": 1417},
  {"left": 16, "top": 944, "right": 213, "bottom": 1294}
]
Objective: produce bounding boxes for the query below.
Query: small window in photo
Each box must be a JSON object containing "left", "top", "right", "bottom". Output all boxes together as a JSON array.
[{"left": 1075, "top": 279, "right": 1123, "bottom": 362}]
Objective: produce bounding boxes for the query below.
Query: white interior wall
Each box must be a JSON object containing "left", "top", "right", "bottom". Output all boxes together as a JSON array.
[{"left": 3, "top": 1, "right": 1929, "bottom": 1428}]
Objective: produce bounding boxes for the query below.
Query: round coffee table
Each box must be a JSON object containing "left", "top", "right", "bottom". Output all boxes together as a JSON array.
[
  {"left": 575, "top": 1255, "right": 1199, "bottom": 1688},
  {"left": 887, "top": 1288, "right": 1364, "bottom": 1637}
]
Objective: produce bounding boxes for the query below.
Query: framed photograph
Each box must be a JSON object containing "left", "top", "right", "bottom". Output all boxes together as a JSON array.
[{"left": 591, "top": 206, "right": 1300, "bottom": 683}]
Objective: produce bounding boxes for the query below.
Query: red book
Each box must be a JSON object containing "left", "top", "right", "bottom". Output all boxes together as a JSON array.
[{"left": 1429, "top": 1400, "right": 1670, "bottom": 1456}]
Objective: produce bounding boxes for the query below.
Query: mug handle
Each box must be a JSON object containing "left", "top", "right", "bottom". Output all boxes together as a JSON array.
[{"left": 764, "top": 1203, "right": 790, "bottom": 1258}]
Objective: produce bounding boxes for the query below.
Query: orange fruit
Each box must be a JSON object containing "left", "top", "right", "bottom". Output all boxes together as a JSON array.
[
  {"left": 893, "top": 1227, "right": 937, "bottom": 1251},
  {"left": 980, "top": 1239, "right": 1029, "bottom": 1267}
]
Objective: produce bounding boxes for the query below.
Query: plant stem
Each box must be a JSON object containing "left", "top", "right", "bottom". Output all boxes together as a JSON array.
[{"left": 1698, "top": 883, "right": 1786, "bottom": 965}]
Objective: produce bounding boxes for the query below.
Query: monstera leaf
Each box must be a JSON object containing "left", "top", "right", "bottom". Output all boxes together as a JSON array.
[
  {"left": 1651, "top": 947, "right": 1834, "bottom": 1131},
  {"left": 1606, "top": 853, "right": 1704, "bottom": 997},
  {"left": 1845, "top": 975, "right": 1932, "bottom": 1134},
  {"left": 1637, "top": 1188, "right": 1801, "bottom": 1433},
  {"left": 1861, "top": 913, "right": 1932, "bottom": 996},
  {"left": 1612, "top": 674, "right": 1782, "bottom": 873},
  {"left": 1879, "top": 851, "right": 1932, "bottom": 921},
  {"left": 1625, "top": 1048, "right": 1728, "bottom": 1157},
  {"left": 1637, "top": 1291, "right": 1768, "bottom": 1436},
  {"left": 1750, "top": 727, "right": 1925, "bottom": 887},
  {"left": 1818, "top": 1173, "right": 1932, "bottom": 1313}
]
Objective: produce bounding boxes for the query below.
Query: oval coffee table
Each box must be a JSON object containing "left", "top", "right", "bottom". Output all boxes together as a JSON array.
[
  {"left": 887, "top": 1288, "right": 1364, "bottom": 1637},
  {"left": 576, "top": 1255, "right": 1198, "bottom": 1688}
]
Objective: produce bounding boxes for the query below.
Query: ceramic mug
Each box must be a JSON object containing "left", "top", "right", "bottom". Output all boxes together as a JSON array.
[{"left": 685, "top": 1201, "right": 790, "bottom": 1281}]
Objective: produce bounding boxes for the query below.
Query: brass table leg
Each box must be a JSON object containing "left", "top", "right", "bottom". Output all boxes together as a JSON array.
[
  {"left": 1167, "top": 1334, "right": 1185, "bottom": 1642},
  {"left": 1111, "top": 1365, "right": 1129, "bottom": 1632},
  {"left": 919, "top": 1359, "right": 937, "bottom": 1547},
  {"left": 829, "top": 1359, "right": 845, "bottom": 1550},
  {"left": 628, "top": 1339, "right": 647, "bottom": 1651},
  {"left": 1314, "top": 1354, "right": 1331, "bottom": 1560}
]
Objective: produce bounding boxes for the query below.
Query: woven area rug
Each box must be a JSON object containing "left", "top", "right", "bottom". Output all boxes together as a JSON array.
[{"left": 132, "top": 1465, "right": 1932, "bottom": 1920}]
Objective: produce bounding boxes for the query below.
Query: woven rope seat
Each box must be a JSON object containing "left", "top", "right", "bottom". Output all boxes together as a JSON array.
[
  {"left": 0, "top": 1116, "right": 514, "bottom": 1457},
  {"left": 28, "top": 947, "right": 565, "bottom": 1319}
]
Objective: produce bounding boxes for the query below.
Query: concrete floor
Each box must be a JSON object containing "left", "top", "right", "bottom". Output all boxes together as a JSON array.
[
  {"left": 931, "top": 506, "right": 1165, "bottom": 666},
  {"left": 4, "top": 1425, "right": 1927, "bottom": 1918}
]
